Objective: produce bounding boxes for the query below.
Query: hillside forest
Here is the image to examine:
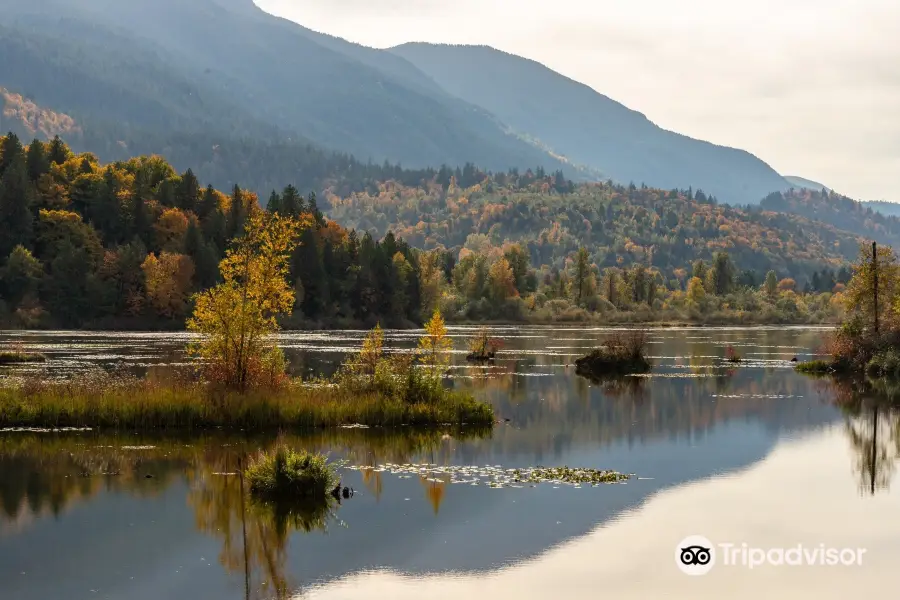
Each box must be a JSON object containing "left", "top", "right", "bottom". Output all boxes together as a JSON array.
[{"left": 0, "top": 133, "right": 871, "bottom": 329}]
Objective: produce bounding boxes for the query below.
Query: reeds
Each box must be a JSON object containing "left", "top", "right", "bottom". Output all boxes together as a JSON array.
[{"left": 0, "top": 373, "right": 494, "bottom": 430}]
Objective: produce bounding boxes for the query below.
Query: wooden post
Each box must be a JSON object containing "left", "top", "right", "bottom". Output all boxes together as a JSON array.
[{"left": 873, "top": 241, "right": 879, "bottom": 334}]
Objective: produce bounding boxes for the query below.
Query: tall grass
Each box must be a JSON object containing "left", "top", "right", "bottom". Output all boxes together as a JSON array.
[
  {"left": 246, "top": 447, "right": 339, "bottom": 500},
  {"left": 0, "top": 373, "right": 494, "bottom": 430},
  {"left": 0, "top": 350, "right": 46, "bottom": 364}
]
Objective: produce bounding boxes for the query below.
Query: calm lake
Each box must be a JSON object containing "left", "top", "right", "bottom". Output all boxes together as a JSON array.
[{"left": 1, "top": 326, "right": 898, "bottom": 599}]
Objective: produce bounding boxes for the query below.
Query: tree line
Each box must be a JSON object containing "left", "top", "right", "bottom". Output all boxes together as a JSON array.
[{"left": 0, "top": 133, "right": 856, "bottom": 328}]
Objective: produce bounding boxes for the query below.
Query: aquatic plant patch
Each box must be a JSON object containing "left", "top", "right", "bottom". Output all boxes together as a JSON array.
[{"left": 346, "top": 463, "right": 632, "bottom": 488}]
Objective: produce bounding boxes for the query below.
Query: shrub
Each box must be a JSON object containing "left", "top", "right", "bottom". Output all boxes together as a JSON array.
[
  {"left": 575, "top": 330, "right": 651, "bottom": 378},
  {"left": 246, "top": 447, "right": 339, "bottom": 500}
]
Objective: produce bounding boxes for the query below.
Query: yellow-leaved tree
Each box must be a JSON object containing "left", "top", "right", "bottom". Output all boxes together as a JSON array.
[
  {"left": 417, "top": 308, "right": 452, "bottom": 376},
  {"left": 187, "top": 211, "right": 307, "bottom": 390}
]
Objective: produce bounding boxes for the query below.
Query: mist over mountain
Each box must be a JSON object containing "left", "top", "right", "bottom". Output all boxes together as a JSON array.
[
  {"left": 0, "top": 0, "right": 566, "bottom": 189},
  {"left": 390, "top": 43, "right": 791, "bottom": 205}
]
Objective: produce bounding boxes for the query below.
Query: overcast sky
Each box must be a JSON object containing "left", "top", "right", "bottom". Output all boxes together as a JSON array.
[{"left": 257, "top": 0, "right": 899, "bottom": 201}]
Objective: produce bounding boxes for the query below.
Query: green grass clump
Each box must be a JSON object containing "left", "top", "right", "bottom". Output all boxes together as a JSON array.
[
  {"left": 0, "top": 351, "right": 46, "bottom": 364},
  {"left": 246, "top": 447, "right": 339, "bottom": 500},
  {"left": 795, "top": 360, "right": 836, "bottom": 374},
  {"left": 0, "top": 374, "right": 494, "bottom": 430}
]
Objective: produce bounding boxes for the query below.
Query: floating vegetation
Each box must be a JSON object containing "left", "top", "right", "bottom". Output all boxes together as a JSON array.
[
  {"left": 345, "top": 463, "right": 632, "bottom": 488},
  {"left": 0, "top": 426, "right": 92, "bottom": 433}
]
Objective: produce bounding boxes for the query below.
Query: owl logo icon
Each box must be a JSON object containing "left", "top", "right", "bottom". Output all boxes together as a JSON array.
[{"left": 676, "top": 536, "right": 716, "bottom": 575}]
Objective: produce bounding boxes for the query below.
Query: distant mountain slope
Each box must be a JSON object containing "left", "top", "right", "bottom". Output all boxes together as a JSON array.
[
  {"left": 1, "top": 0, "right": 564, "bottom": 176},
  {"left": 326, "top": 175, "right": 863, "bottom": 282},
  {"left": 862, "top": 201, "right": 900, "bottom": 218},
  {"left": 784, "top": 176, "right": 832, "bottom": 192},
  {"left": 391, "top": 43, "right": 790, "bottom": 205},
  {"left": 760, "top": 189, "right": 900, "bottom": 249}
]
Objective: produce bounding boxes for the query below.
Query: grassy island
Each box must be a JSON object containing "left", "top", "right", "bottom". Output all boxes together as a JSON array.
[
  {"left": 574, "top": 330, "right": 651, "bottom": 378},
  {"left": 246, "top": 447, "right": 340, "bottom": 501},
  {"left": 0, "top": 350, "right": 46, "bottom": 364},
  {"left": 0, "top": 213, "right": 493, "bottom": 430}
]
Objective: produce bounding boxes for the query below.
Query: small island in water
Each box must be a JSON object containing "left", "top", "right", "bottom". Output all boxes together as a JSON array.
[{"left": 575, "top": 330, "right": 652, "bottom": 379}]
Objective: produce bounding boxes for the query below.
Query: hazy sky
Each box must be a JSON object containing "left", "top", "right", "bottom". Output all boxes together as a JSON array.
[{"left": 257, "top": 0, "right": 900, "bottom": 201}]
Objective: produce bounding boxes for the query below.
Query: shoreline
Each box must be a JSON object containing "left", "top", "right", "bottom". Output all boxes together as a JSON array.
[{"left": 0, "top": 319, "right": 841, "bottom": 334}]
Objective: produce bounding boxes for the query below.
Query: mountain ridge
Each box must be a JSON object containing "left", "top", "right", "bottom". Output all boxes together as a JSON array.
[{"left": 390, "top": 42, "right": 791, "bottom": 204}]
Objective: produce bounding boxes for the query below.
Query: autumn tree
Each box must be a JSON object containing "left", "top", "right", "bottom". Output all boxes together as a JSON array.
[
  {"left": 188, "top": 212, "right": 306, "bottom": 390},
  {"left": 417, "top": 308, "right": 452, "bottom": 376},
  {"left": 488, "top": 257, "right": 517, "bottom": 304},
  {"left": 687, "top": 276, "right": 706, "bottom": 305},
  {"left": 142, "top": 252, "right": 196, "bottom": 318},
  {"left": 154, "top": 208, "right": 190, "bottom": 253},
  {"left": 844, "top": 243, "right": 900, "bottom": 332}
]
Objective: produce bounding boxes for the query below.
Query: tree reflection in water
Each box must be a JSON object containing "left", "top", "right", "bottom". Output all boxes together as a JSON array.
[
  {"left": 0, "top": 428, "right": 483, "bottom": 598},
  {"left": 820, "top": 377, "right": 900, "bottom": 496}
]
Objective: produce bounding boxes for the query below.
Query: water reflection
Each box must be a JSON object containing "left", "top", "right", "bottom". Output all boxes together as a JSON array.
[
  {"left": 816, "top": 377, "right": 900, "bottom": 496},
  {"left": 6, "top": 327, "right": 897, "bottom": 600}
]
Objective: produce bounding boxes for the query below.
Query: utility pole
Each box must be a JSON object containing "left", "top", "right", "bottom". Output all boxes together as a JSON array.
[{"left": 873, "top": 241, "right": 879, "bottom": 334}]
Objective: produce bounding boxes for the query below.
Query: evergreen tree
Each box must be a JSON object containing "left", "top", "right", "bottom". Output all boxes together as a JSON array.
[
  {"left": 710, "top": 252, "right": 735, "bottom": 295},
  {"left": 25, "top": 139, "right": 49, "bottom": 182},
  {"left": 0, "top": 152, "right": 34, "bottom": 259},
  {"left": 572, "top": 247, "right": 591, "bottom": 306},
  {"left": 42, "top": 241, "right": 95, "bottom": 326},
  {"left": 227, "top": 184, "right": 246, "bottom": 238},
  {"left": 267, "top": 190, "right": 282, "bottom": 214},
  {"left": 47, "top": 135, "right": 70, "bottom": 165},
  {"left": 0, "top": 133, "right": 24, "bottom": 177},
  {"left": 764, "top": 270, "right": 779, "bottom": 297},
  {"left": 176, "top": 169, "right": 200, "bottom": 212},
  {"left": 198, "top": 185, "right": 219, "bottom": 221},
  {"left": 131, "top": 171, "right": 150, "bottom": 247},
  {"left": 0, "top": 245, "right": 42, "bottom": 309},
  {"left": 281, "top": 185, "right": 301, "bottom": 216},
  {"left": 185, "top": 220, "right": 219, "bottom": 288}
]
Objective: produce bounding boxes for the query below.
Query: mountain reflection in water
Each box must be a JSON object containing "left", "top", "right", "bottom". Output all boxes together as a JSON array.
[{"left": 1, "top": 327, "right": 898, "bottom": 599}]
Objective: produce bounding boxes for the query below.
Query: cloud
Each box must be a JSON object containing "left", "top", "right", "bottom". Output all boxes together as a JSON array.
[{"left": 257, "top": 0, "right": 900, "bottom": 201}]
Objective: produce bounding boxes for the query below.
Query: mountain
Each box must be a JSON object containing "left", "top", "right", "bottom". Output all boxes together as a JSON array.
[
  {"left": 0, "top": 0, "right": 565, "bottom": 188},
  {"left": 760, "top": 188, "right": 900, "bottom": 249},
  {"left": 784, "top": 176, "right": 832, "bottom": 192},
  {"left": 862, "top": 201, "right": 900, "bottom": 218},
  {"left": 390, "top": 43, "right": 791, "bottom": 205}
]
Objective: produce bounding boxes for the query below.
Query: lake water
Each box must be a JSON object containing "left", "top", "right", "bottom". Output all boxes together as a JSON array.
[{"left": 1, "top": 326, "right": 898, "bottom": 599}]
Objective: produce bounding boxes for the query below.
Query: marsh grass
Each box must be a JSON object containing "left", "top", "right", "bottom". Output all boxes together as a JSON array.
[
  {"left": 246, "top": 447, "right": 339, "bottom": 500},
  {"left": 0, "top": 350, "right": 46, "bottom": 364},
  {"left": 795, "top": 359, "right": 835, "bottom": 375},
  {"left": 0, "top": 373, "right": 494, "bottom": 430},
  {"left": 575, "top": 330, "right": 651, "bottom": 377}
]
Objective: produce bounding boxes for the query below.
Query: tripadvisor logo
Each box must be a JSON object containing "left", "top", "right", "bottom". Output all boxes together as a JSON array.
[{"left": 675, "top": 536, "right": 867, "bottom": 575}]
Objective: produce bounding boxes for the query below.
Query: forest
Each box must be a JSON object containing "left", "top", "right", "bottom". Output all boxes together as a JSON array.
[{"left": 0, "top": 133, "right": 860, "bottom": 329}]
